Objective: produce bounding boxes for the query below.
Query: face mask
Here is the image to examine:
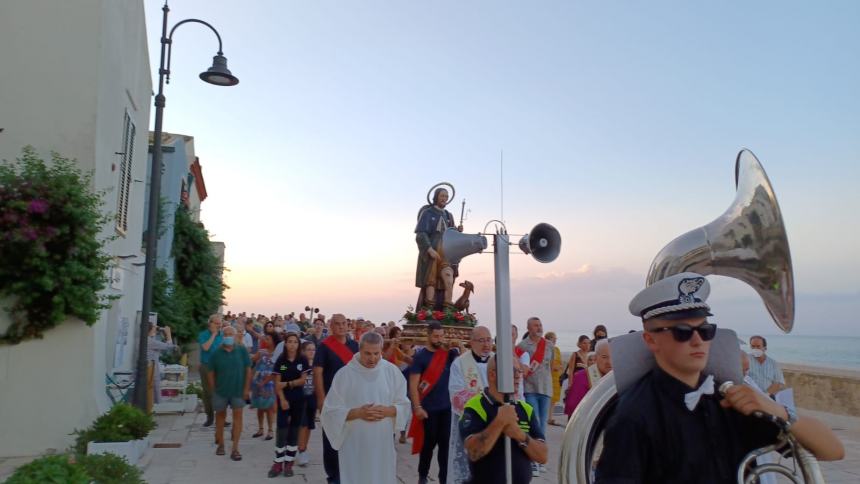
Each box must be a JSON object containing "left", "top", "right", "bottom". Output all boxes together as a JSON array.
[
  {"left": 222, "top": 336, "right": 235, "bottom": 346},
  {"left": 750, "top": 349, "right": 764, "bottom": 358}
]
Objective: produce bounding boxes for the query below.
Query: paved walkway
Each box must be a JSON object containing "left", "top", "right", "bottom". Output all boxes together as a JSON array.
[
  {"left": 1, "top": 405, "right": 856, "bottom": 482},
  {"left": 138, "top": 405, "right": 860, "bottom": 483}
]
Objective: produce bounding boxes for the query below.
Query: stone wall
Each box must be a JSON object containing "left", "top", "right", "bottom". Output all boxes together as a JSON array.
[{"left": 782, "top": 364, "right": 860, "bottom": 417}]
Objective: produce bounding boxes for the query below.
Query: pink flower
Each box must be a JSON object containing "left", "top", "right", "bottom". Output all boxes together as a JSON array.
[{"left": 28, "top": 199, "right": 49, "bottom": 214}]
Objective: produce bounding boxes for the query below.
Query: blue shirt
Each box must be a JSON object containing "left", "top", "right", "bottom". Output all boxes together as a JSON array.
[
  {"left": 197, "top": 329, "right": 222, "bottom": 365},
  {"left": 748, "top": 354, "right": 785, "bottom": 393},
  {"left": 409, "top": 347, "right": 458, "bottom": 412}
]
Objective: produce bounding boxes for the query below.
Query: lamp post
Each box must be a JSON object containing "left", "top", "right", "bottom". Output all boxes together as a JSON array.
[{"left": 133, "top": 0, "right": 239, "bottom": 410}]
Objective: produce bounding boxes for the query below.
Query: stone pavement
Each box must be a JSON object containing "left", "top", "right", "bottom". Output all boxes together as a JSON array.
[
  {"left": 137, "top": 405, "right": 860, "bottom": 483},
  {"left": 1, "top": 404, "right": 856, "bottom": 482}
]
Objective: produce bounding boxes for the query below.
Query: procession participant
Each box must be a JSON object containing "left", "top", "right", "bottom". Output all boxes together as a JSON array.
[
  {"left": 385, "top": 325, "right": 415, "bottom": 444},
  {"left": 460, "top": 356, "right": 548, "bottom": 484},
  {"left": 208, "top": 326, "right": 252, "bottom": 461},
  {"left": 313, "top": 313, "right": 359, "bottom": 484},
  {"left": 511, "top": 325, "right": 529, "bottom": 401},
  {"left": 564, "top": 339, "right": 612, "bottom": 417},
  {"left": 566, "top": 335, "right": 591, "bottom": 378},
  {"left": 595, "top": 273, "right": 844, "bottom": 483},
  {"left": 409, "top": 321, "right": 460, "bottom": 484},
  {"left": 748, "top": 335, "right": 787, "bottom": 397},
  {"left": 516, "top": 318, "right": 555, "bottom": 452},
  {"left": 250, "top": 335, "right": 276, "bottom": 441},
  {"left": 269, "top": 333, "right": 308, "bottom": 477},
  {"left": 197, "top": 314, "right": 224, "bottom": 427},
  {"left": 447, "top": 326, "right": 493, "bottom": 484},
  {"left": 545, "top": 332, "right": 564, "bottom": 426},
  {"left": 146, "top": 322, "right": 176, "bottom": 414},
  {"left": 296, "top": 340, "right": 317, "bottom": 467},
  {"left": 590, "top": 324, "right": 608, "bottom": 351},
  {"left": 321, "top": 332, "right": 410, "bottom": 484}
]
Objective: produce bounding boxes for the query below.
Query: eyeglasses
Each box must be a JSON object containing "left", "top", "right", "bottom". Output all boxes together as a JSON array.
[
  {"left": 648, "top": 322, "right": 717, "bottom": 342},
  {"left": 472, "top": 338, "right": 493, "bottom": 344}
]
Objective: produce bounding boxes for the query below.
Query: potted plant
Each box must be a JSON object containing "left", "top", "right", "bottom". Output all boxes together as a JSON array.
[
  {"left": 183, "top": 381, "right": 203, "bottom": 412},
  {"left": 73, "top": 403, "right": 155, "bottom": 465}
]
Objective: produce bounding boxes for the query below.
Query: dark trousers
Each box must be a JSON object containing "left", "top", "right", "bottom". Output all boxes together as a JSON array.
[
  {"left": 419, "top": 408, "right": 451, "bottom": 483},
  {"left": 323, "top": 429, "right": 339, "bottom": 483},
  {"left": 274, "top": 398, "right": 304, "bottom": 464}
]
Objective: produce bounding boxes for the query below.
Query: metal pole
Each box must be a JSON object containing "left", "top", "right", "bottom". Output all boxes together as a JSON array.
[
  {"left": 133, "top": 1, "right": 170, "bottom": 409},
  {"left": 493, "top": 232, "right": 513, "bottom": 484}
]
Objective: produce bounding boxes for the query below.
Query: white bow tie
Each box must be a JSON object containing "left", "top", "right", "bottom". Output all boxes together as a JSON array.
[{"left": 684, "top": 374, "right": 715, "bottom": 411}]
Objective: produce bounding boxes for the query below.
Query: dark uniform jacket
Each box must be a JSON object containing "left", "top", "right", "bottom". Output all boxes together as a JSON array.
[
  {"left": 459, "top": 390, "right": 545, "bottom": 484},
  {"left": 595, "top": 367, "right": 779, "bottom": 484}
]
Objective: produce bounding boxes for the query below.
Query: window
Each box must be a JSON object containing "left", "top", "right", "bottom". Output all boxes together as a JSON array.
[{"left": 116, "top": 111, "right": 135, "bottom": 233}]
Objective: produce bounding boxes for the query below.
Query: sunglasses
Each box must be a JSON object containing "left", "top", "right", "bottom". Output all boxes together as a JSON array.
[{"left": 648, "top": 322, "right": 717, "bottom": 342}]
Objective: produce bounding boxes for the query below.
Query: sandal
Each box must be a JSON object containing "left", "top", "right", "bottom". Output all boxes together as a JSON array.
[
  {"left": 230, "top": 449, "right": 242, "bottom": 461},
  {"left": 252, "top": 430, "right": 264, "bottom": 438},
  {"left": 215, "top": 444, "right": 225, "bottom": 456},
  {"left": 264, "top": 431, "right": 274, "bottom": 441}
]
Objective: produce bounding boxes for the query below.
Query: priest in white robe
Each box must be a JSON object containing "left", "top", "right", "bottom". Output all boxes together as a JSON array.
[
  {"left": 321, "top": 331, "right": 410, "bottom": 484},
  {"left": 447, "top": 326, "right": 493, "bottom": 484}
]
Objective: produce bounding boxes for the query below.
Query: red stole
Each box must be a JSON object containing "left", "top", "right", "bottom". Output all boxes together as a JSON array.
[
  {"left": 514, "top": 346, "right": 525, "bottom": 358},
  {"left": 408, "top": 348, "right": 448, "bottom": 455},
  {"left": 322, "top": 337, "right": 354, "bottom": 365},
  {"left": 530, "top": 337, "right": 547, "bottom": 367}
]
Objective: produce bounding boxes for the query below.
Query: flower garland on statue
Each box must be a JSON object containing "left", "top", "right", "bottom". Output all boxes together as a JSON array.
[{"left": 402, "top": 305, "right": 477, "bottom": 327}]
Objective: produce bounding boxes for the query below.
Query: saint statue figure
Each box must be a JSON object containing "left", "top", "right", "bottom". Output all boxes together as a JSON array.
[{"left": 415, "top": 187, "right": 462, "bottom": 309}]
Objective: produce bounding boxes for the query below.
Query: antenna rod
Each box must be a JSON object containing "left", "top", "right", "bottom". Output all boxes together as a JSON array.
[{"left": 500, "top": 149, "right": 504, "bottom": 224}]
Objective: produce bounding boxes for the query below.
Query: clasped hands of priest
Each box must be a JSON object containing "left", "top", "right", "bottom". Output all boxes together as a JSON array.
[{"left": 346, "top": 403, "right": 398, "bottom": 422}]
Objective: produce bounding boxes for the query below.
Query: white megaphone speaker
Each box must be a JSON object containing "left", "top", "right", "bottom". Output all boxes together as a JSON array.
[
  {"left": 442, "top": 228, "right": 488, "bottom": 266},
  {"left": 518, "top": 223, "right": 561, "bottom": 263}
]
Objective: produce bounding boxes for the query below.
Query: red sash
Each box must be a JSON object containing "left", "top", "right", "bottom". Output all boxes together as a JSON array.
[
  {"left": 514, "top": 346, "right": 525, "bottom": 358},
  {"left": 527, "top": 338, "right": 547, "bottom": 373},
  {"left": 408, "top": 348, "right": 448, "bottom": 454},
  {"left": 322, "top": 337, "right": 354, "bottom": 365}
]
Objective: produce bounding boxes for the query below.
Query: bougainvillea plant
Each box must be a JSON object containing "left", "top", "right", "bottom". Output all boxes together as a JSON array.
[{"left": 0, "top": 147, "right": 114, "bottom": 344}]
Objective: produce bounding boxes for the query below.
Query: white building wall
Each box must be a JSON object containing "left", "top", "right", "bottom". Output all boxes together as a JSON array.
[{"left": 0, "top": 0, "right": 151, "bottom": 457}]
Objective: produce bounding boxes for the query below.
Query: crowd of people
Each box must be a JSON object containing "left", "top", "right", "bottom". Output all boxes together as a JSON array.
[
  {"left": 158, "top": 289, "right": 843, "bottom": 484},
  {"left": 185, "top": 310, "right": 609, "bottom": 483}
]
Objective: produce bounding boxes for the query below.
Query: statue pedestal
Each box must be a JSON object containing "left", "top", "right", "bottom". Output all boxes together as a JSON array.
[{"left": 400, "top": 322, "right": 474, "bottom": 346}]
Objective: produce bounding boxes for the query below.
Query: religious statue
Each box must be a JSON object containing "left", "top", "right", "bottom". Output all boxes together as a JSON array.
[{"left": 415, "top": 184, "right": 463, "bottom": 309}]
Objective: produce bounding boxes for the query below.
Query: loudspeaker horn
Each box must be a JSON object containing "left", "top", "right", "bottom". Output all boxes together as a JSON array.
[
  {"left": 441, "top": 228, "right": 488, "bottom": 266},
  {"left": 646, "top": 149, "right": 794, "bottom": 333},
  {"left": 518, "top": 223, "right": 561, "bottom": 263}
]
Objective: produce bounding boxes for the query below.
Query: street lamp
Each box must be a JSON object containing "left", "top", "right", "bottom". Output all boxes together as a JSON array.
[{"left": 134, "top": 0, "right": 239, "bottom": 410}]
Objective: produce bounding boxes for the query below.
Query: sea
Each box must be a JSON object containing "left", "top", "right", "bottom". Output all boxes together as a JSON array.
[{"left": 552, "top": 331, "right": 860, "bottom": 371}]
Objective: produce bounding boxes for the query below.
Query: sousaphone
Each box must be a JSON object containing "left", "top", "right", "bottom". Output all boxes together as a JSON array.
[{"left": 560, "top": 150, "right": 821, "bottom": 483}]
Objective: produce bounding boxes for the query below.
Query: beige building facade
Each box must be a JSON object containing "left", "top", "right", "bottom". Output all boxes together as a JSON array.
[{"left": 0, "top": 0, "right": 152, "bottom": 456}]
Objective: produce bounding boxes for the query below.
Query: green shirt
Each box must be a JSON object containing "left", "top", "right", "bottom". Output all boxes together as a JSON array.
[{"left": 209, "top": 345, "right": 251, "bottom": 398}]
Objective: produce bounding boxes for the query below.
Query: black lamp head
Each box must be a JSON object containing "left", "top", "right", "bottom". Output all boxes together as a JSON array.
[{"left": 199, "top": 54, "right": 239, "bottom": 86}]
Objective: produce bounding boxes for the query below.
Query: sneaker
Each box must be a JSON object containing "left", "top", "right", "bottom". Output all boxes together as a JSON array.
[
  {"left": 297, "top": 451, "right": 309, "bottom": 467},
  {"left": 531, "top": 463, "right": 540, "bottom": 477},
  {"left": 267, "top": 462, "right": 283, "bottom": 478},
  {"left": 202, "top": 417, "right": 213, "bottom": 427},
  {"left": 283, "top": 463, "right": 294, "bottom": 477}
]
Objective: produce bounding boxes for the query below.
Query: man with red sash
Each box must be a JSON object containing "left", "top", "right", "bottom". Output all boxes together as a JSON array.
[
  {"left": 515, "top": 317, "right": 555, "bottom": 476},
  {"left": 313, "top": 313, "right": 359, "bottom": 484},
  {"left": 409, "top": 321, "right": 459, "bottom": 484}
]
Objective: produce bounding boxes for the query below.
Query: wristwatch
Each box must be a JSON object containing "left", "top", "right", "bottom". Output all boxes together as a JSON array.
[
  {"left": 783, "top": 404, "right": 798, "bottom": 427},
  {"left": 517, "top": 434, "right": 530, "bottom": 449}
]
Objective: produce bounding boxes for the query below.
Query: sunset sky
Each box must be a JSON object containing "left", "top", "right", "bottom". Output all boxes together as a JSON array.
[{"left": 144, "top": 1, "right": 860, "bottom": 340}]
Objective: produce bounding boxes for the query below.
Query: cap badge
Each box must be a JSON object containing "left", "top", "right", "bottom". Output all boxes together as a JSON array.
[{"left": 677, "top": 277, "right": 705, "bottom": 304}]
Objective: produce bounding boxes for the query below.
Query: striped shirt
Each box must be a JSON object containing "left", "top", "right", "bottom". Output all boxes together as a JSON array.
[{"left": 748, "top": 355, "right": 784, "bottom": 393}]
